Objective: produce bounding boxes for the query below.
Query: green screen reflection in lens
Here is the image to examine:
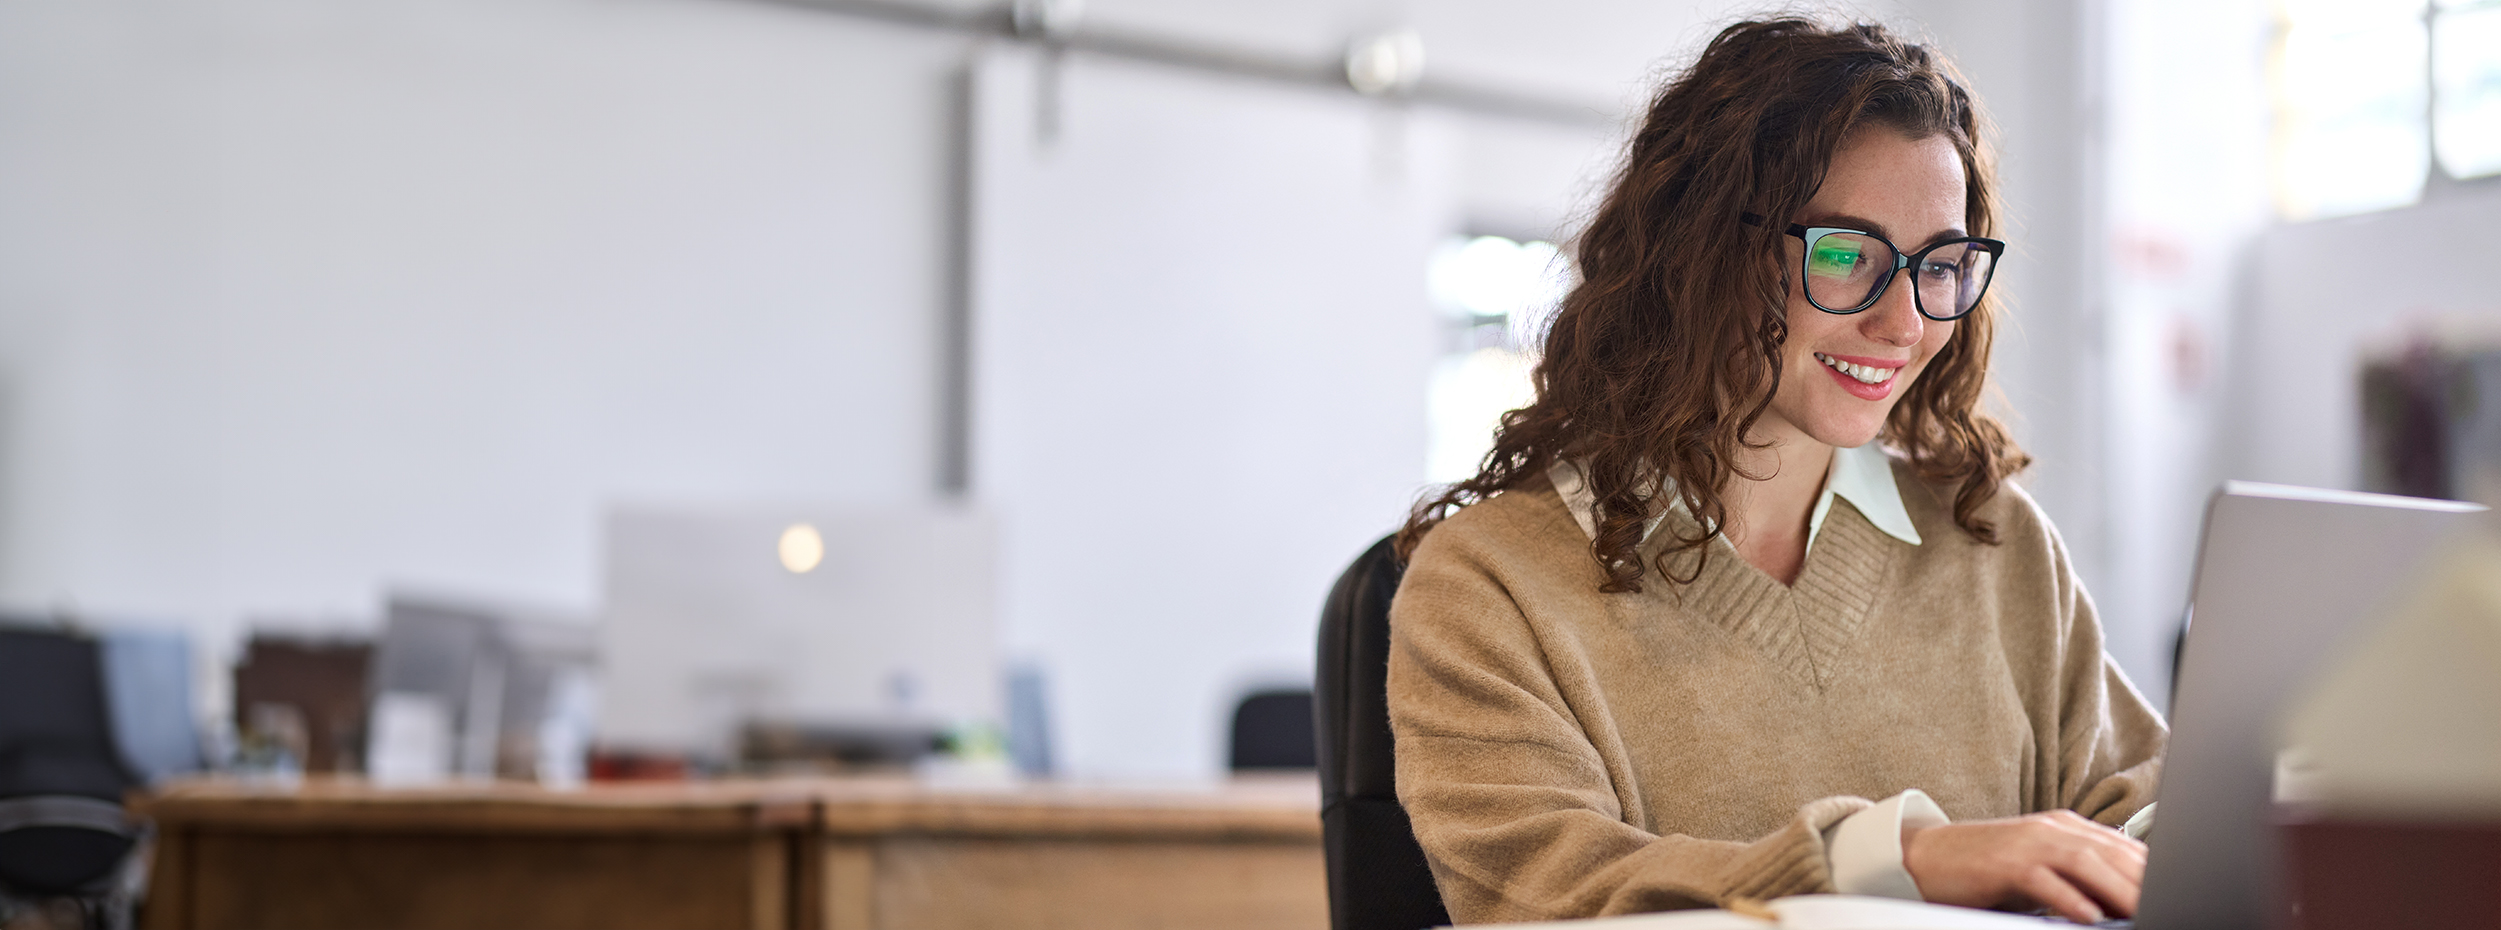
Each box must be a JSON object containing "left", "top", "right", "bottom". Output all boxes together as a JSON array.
[{"left": 1808, "top": 238, "right": 1864, "bottom": 277}]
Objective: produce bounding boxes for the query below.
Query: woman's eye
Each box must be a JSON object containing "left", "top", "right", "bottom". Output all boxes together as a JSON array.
[
  {"left": 1809, "top": 246, "right": 1861, "bottom": 273},
  {"left": 1919, "top": 260, "right": 1958, "bottom": 279}
]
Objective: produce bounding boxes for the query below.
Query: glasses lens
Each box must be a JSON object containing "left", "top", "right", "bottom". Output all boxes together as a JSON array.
[
  {"left": 1911, "top": 242, "right": 1996, "bottom": 319},
  {"left": 1802, "top": 231, "right": 1893, "bottom": 311}
]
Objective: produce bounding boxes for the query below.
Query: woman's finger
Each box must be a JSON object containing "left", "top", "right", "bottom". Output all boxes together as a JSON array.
[
  {"left": 2042, "top": 813, "right": 2148, "bottom": 872},
  {"left": 2050, "top": 838, "right": 2143, "bottom": 917},
  {"left": 2048, "top": 817, "right": 2148, "bottom": 879},
  {"left": 2015, "top": 865, "right": 2105, "bottom": 925}
]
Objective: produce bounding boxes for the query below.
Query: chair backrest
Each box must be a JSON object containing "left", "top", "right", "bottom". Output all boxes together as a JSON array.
[
  {"left": 1229, "top": 689, "right": 1316, "bottom": 770},
  {"left": 0, "top": 625, "right": 144, "bottom": 897},
  {"left": 232, "top": 635, "right": 368, "bottom": 775},
  {"left": 102, "top": 627, "right": 204, "bottom": 784},
  {"left": 1314, "top": 535, "right": 1449, "bottom": 930},
  {"left": 0, "top": 627, "right": 138, "bottom": 802}
]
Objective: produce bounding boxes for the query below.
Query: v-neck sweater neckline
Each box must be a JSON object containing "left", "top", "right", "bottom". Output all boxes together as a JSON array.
[{"left": 1668, "top": 497, "right": 1903, "bottom": 692}]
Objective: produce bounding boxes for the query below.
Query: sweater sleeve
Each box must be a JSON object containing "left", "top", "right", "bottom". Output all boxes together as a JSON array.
[
  {"left": 1386, "top": 535, "right": 1869, "bottom": 923},
  {"left": 2041, "top": 523, "right": 2168, "bottom": 826}
]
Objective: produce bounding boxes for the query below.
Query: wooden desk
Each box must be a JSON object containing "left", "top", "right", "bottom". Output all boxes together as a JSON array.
[
  {"left": 804, "top": 775, "right": 1324, "bottom": 930},
  {"left": 135, "top": 775, "right": 1326, "bottom": 930},
  {"left": 136, "top": 778, "right": 813, "bottom": 930}
]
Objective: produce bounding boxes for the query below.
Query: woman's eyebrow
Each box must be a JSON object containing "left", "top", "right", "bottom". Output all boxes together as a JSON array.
[
  {"left": 1803, "top": 212, "right": 1891, "bottom": 239},
  {"left": 1913, "top": 227, "right": 1971, "bottom": 249},
  {"left": 1803, "top": 212, "right": 1969, "bottom": 247}
]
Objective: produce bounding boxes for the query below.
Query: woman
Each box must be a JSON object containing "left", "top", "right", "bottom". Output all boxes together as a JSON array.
[{"left": 1387, "top": 17, "right": 2165, "bottom": 925}]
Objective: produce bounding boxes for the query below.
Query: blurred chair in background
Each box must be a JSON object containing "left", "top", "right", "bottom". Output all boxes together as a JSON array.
[
  {"left": 1004, "top": 661, "right": 1055, "bottom": 777},
  {"left": 2361, "top": 342, "right": 2501, "bottom": 506},
  {"left": 0, "top": 626, "right": 154, "bottom": 930},
  {"left": 98, "top": 629, "right": 203, "bottom": 788},
  {"left": 1228, "top": 689, "right": 1316, "bottom": 771},
  {"left": 1313, "top": 536, "right": 1449, "bottom": 930},
  {"left": 230, "top": 636, "right": 368, "bottom": 776}
]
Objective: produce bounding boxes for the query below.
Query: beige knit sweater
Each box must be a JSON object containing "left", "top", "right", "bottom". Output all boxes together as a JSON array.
[{"left": 1387, "top": 462, "right": 2166, "bottom": 922}]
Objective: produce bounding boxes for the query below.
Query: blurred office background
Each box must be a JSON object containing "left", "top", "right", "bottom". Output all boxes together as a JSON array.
[{"left": 0, "top": 0, "right": 2495, "bottom": 782}]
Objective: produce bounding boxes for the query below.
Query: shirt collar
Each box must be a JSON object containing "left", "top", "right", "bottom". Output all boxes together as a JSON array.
[
  {"left": 1811, "top": 442, "right": 1922, "bottom": 548},
  {"left": 1549, "top": 443, "right": 1921, "bottom": 551}
]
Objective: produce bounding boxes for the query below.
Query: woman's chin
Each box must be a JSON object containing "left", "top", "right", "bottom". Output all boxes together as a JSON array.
[{"left": 1801, "top": 418, "right": 1887, "bottom": 451}]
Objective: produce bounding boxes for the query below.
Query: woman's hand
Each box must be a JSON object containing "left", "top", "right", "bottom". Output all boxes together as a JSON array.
[{"left": 1901, "top": 810, "right": 2148, "bottom": 924}]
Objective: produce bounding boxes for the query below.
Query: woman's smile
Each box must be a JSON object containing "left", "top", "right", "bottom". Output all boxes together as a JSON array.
[{"left": 1814, "top": 351, "right": 1906, "bottom": 400}]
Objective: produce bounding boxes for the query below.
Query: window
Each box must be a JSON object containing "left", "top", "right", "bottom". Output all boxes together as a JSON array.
[
  {"left": 2272, "top": 0, "right": 2431, "bottom": 218},
  {"left": 2272, "top": 0, "right": 2501, "bottom": 219},
  {"left": 2434, "top": 0, "right": 2501, "bottom": 179},
  {"left": 1424, "top": 235, "right": 1569, "bottom": 483}
]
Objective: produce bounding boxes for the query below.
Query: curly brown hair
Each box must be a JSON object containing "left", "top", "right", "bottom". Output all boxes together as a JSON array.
[{"left": 1398, "top": 17, "right": 2030, "bottom": 593}]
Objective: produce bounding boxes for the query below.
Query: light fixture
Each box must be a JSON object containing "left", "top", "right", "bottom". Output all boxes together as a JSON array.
[
  {"left": 1012, "top": 0, "right": 1083, "bottom": 42},
  {"left": 1345, "top": 29, "right": 1425, "bottom": 97},
  {"left": 778, "top": 523, "right": 825, "bottom": 574}
]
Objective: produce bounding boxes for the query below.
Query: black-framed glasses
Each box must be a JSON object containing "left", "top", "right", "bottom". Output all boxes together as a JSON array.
[{"left": 1744, "top": 213, "right": 2006, "bottom": 321}]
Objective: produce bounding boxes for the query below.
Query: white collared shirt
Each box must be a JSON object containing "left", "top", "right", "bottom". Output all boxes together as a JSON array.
[
  {"left": 1547, "top": 442, "right": 1936, "bottom": 900},
  {"left": 1547, "top": 442, "right": 1923, "bottom": 554}
]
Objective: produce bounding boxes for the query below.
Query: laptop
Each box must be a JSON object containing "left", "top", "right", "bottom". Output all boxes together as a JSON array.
[{"left": 2131, "top": 481, "right": 2487, "bottom": 930}]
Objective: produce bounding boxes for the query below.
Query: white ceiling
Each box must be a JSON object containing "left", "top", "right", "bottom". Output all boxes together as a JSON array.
[
  {"left": 1077, "top": 0, "right": 1732, "bottom": 109},
  {"left": 875, "top": 0, "right": 1841, "bottom": 112}
]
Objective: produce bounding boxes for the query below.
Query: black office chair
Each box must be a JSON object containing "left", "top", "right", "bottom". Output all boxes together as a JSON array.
[
  {"left": 1230, "top": 689, "right": 1317, "bottom": 770},
  {"left": 0, "top": 626, "right": 148, "bottom": 929},
  {"left": 1314, "top": 535, "right": 1450, "bottom": 930}
]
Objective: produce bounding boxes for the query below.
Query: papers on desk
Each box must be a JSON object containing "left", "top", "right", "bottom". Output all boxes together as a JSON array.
[{"left": 1489, "top": 896, "right": 2062, "bottom": 930}]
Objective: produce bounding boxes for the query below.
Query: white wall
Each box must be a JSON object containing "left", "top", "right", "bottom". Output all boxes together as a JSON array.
[
  {"left": 0, "top": 0, "right": 973, "bottom": 690},
  {"left": 970, "top": 45, "right": 1502, "bottom": 778}
]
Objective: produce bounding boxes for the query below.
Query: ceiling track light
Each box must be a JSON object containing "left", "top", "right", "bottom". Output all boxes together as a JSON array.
[
  {"left": 1345, "top": 29, "right": 1425, "bottom": 97},
  {"left": 1011, "top": 0, "right": 1083, "bottom": 42}
]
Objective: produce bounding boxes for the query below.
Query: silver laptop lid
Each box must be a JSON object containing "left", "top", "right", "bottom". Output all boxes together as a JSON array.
[{"left": 2136, "top": 482, "right": 2485, "bottom": 930}]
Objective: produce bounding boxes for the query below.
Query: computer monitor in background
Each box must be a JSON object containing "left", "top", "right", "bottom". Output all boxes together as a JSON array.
[{"left": 596, "top": 505, "right": 998, "bottom": 764}]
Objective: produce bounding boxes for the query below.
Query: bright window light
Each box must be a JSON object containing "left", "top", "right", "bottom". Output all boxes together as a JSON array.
[
  {"left": 2433, "top": 1, "right": 2501, "bottom": 179},
  {"left": 1424, "top": 235, "right": 1570, "bottom": 483},
  {"left": 1427, "top": 348, "right": 1538, "bottom": 483},
  {"left": 2273, "top": 0, "right": 2430, "bottom": 219},
  {"left": 1428, "top": 235, "right": 1570, "bottom": 336}
]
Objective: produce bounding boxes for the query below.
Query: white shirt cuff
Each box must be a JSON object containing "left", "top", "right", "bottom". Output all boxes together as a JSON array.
[
  {"left": 1822, "top": 789, "right": 1951, "bottom": 900},
  {"left": 2121, "top": 802, "right": 2156, "bottom": 841}
]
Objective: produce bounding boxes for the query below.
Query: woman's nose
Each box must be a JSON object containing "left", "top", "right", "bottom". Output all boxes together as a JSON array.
[{"left": 1861, "top": 270, "right": 1925, "bottom": 347}]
